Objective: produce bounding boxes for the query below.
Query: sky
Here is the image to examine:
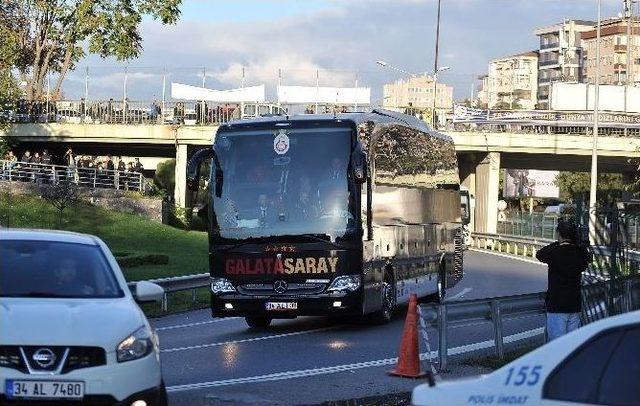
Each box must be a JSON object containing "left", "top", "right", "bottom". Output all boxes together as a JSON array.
[{"left": 65, "top": 0, "right": 629, "bottom": 104}]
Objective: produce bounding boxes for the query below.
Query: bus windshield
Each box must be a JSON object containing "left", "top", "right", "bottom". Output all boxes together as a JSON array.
[{"left": 212, "top": 126, "right": 356, "bottom": 241}]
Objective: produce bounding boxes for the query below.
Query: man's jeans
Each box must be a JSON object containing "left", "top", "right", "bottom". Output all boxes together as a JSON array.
[{"left": 547, "top": 312, "right": 581, "bottom": 341}]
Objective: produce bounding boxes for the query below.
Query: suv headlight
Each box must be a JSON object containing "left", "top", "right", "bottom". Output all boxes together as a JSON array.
[
  {"left": 327, "top": 275, "right": 361, "bottom": 292},
  {"left": 117, "top": 326, "right": 156, "bottom": 363},
  {"left": 211, "top": 277, "right": 236, "bottom": 294}
]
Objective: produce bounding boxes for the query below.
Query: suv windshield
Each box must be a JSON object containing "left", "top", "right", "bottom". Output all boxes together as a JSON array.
[
  {"left": 0, "top": 240, "right": 124, "bottom": 299},
  {"left": 212, "top": 126, "right": 356, "bottom": 240}
]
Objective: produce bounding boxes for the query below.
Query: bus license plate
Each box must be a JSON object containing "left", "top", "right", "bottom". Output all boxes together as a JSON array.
[
  {"left": 6, "top": 380, "right": 84, "bottom": 400},
  {"left": 265, "top": 302, "right": 297, "bottom": 311}
]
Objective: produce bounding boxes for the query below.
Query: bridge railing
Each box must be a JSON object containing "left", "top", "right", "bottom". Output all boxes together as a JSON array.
[{"left": 0, "top": 159, "right": 145, "bottom": 192}]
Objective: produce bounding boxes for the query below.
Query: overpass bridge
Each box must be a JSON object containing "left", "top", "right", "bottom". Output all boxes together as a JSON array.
[{"left": 4, "top": 122, "right": 640, "bottom": 234}]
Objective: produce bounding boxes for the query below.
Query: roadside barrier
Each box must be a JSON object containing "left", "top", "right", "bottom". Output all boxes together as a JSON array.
[
  {"left": 128, "top": 273, "right": 209, "bottom": 313},
  {"left": 469, "top": 232, "right": 552, "bottom": 258},
  {"left": 419, "top": 274, "right": 640, "bottom": 371},
  {"left": 420, "top": 292, "right": 546, "bottom": 371}
]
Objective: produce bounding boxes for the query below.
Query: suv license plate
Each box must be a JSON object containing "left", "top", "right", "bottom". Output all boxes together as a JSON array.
[
  {"left": 265, "top": 302, "right": 297, "bottom": 311},
  {"left": 6, "top": 380, "right": 84, "bottom": 400}
]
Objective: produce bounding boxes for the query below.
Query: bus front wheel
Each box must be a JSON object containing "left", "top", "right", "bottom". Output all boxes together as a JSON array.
[
  {"left": 245, "top": 316, "right": 272, "bottom": 329},
  {"left": 370, "top": 272, "right": 396, "bottom": 324}
]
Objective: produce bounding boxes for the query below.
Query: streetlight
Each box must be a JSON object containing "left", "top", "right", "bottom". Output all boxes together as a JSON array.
[
  {"left": 432, "top": 0, "right": 443, "bottom": 129},
  {"left": 589, "top": 0, "right": 602, "bottom": 245}
]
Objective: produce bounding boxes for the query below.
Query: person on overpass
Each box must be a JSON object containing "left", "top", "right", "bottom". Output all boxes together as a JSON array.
[{"left": 536, "top": 218, "right": 591, "bottom": 341}]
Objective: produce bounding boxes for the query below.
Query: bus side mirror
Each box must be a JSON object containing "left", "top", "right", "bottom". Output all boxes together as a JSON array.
[
  {"left": 352, "top": 144, "right": 368, "bottom": 184},
  {"left": 187, "top": 147, "right": 216, "bottom": 192}
]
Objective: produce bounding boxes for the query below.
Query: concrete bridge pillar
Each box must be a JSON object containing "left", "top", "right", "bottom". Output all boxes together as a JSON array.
[
  {"left": 458, "top": 154, "right": 478, "bottom": 232},
  {"left": 175, "top": 144, "right": 188, "bottom": 208},
  {"left": 475, "top": 152, "right": 501, "bottom": 234}
]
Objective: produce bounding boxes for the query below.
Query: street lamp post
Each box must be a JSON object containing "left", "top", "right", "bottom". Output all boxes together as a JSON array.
[
  {"left": 589, "top": 0, "right": 602, "bottom": 245},
  {"left": 432, "top": 0, "right": 442, "bottom": 128}
]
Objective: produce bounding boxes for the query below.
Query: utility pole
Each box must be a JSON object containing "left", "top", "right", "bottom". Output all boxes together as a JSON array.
[
  {"left": 432, "top": 0, "right": 442, "bottom": 129},
  {"left": 625, "top": 0, "right": 632, "bottom": 112},
  {"left": 589, "top": 0, "right": 602, "bottom": 245}
]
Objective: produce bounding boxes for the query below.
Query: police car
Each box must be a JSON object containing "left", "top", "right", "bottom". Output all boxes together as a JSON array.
[
  {"left": 413, "top": 310, "right": 640, "bottom": 406},
  {"left": 0, "top": 229, "right": 167, "bottom": 405}
]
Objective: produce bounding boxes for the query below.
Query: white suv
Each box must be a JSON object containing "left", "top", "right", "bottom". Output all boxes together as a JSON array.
[{"left": 0, "top": 229, "right": 167, "bottom": 405}]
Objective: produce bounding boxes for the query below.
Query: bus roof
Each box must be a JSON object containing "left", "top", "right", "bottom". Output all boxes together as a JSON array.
[{"left": 219, "top": 109, "right": 452, "bottom": 143}]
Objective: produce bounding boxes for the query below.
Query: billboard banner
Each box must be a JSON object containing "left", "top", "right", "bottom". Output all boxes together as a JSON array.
[
  {"left": 503, "top": 169, "right": 559, "bottom": 199},
  {"left": 171, "top": 83, "right": 265, "bottom": 102},
  {"left": 277, "top": 85, "right": 371, "bottom": 105}
]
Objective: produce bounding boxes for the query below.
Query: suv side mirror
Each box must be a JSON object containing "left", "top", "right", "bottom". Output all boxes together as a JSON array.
[
  {"left": 134, "top": 281, "right": 164, "bottom": 303},
  {"left": 351, "top": 143, "right": 368, "bottom": 184}
]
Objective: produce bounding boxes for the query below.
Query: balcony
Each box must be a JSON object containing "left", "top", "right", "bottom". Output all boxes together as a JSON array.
[
  {"left": 539, "top": 59, "right": 560, "bottom": 67},
  {"left": 614, "top": 44, "right": 627, "bottom": 53},
  {"left": 614, "top": 63, "right": 627, "bottom": 72},
  {"left": 540, "top": 42, "right": 560, "bottom": 50}
]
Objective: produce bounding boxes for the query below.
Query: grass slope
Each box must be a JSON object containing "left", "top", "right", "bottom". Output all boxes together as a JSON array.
[{"left": 0, "top": 192, "right": 208, "bottom": 281}]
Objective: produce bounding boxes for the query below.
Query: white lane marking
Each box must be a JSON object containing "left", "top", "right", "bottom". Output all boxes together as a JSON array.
[
  {"left": 155, "top": 318, "right": 239, "bottom": 332},
  {"left": 447, "top": 287, "right": 473, "bottom": 301},
  {"left": 469, "top": 248, "right": 544, "bottom": 266},
  {"left": 166, "top": 327, "right": 544, "bottom": 392},
  {"left": 162, "top": 326, "right": 337, "bottom": 353}
]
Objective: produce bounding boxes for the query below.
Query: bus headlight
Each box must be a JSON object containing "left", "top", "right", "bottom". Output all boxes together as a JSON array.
[
  {"left": 211, "top": 278, "right": 236, "bottom": 294},
  {"left": 327, "top": 275, "right": 361, "bottom": 292}
]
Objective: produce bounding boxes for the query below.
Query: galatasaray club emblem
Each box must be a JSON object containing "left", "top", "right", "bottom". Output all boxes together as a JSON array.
[{"left": 273, "top": 130, "right": 290, "bottom": 155}]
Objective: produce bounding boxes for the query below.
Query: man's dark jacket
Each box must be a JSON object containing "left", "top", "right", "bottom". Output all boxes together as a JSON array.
[{"left": 536, "top": 241, "right": 591, "bottom": 313}]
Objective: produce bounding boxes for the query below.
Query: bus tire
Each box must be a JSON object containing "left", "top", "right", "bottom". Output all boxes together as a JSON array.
[
  {"left": 370, "top": 271, "right": 396, "bottom": 324},
  {"left": 245, "top": 316, "right": 272, "bottom": 329}
]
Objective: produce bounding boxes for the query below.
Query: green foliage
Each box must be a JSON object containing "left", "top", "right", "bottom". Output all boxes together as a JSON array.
[
  {"left": 114, "top": 252, "right": 169, "bottom": 268},
  {"left": 0, "top": 191, "right": 208, "bottom": 281},
  {"left": 154, "top": 159, "right": 176, "bottom": 197},
  {"left": 3, "top": 0, "right": 182, "bottom": 100},
  {"left": 555, "top": 172, "right": 625, "bottom": 203}
]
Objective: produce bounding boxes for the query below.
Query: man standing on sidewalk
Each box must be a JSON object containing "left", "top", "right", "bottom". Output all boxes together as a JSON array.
[{"left": 536, "top": 219, "right": 591, "bottom": 341}]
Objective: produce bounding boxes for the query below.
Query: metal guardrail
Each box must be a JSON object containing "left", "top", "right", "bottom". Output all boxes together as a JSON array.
[
  {"left": 128, "top": 273, "right": 209, "bottom": 313},
  {"left": 1, "top": 160, "right": 145, "bottom": 192},
  {"left": 420, "top": 292, "right": 546, "bottom": 371},
  {"left": 470, "top": 232, "right": 552, "bottom": 257},
  {"left": 420, "top": 274, "right": 640, "bottom": 371}
]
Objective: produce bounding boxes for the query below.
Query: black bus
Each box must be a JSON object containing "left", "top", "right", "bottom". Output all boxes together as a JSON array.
[{"left": 187, "top": 110, "right": 470, "bottom": 328}]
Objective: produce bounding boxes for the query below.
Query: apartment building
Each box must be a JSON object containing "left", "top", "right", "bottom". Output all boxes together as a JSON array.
[
  {"left": 482, "top": 51, "right": 539, "bottom": 110},
  {"left": 534, "top": 19, "right": 595, "bottom": 109},
  {"left": 382, "top": 75, "right": 453, "bottom": 112},
  {"left": 582, "top": 17, "right": 640, "bottom": 85}
]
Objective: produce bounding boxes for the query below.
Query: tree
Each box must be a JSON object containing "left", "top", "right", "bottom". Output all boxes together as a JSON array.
[
  {"left": 40, "top": 181, "right": 81, "bottom": 228},
  {"left": 154, "top": 159, "right": 175, "bottom": 199},
  {"left": 3, "top": 0, "right": 182, "bottom": 101},
  {"left": 555, "top": 172, "right": 626, "bottom": 204}
]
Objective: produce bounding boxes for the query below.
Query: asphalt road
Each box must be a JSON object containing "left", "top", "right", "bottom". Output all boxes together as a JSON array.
[{"left": 153, "top": 250, "right": 548, "bottom": 406}]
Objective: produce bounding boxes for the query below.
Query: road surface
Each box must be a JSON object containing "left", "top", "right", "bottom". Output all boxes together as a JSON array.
[{"left": 153, "top": 250, "right": 548, "bottom": 405}]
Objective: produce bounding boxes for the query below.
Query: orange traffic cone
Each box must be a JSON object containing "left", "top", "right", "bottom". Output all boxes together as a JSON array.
[{"left": 388, "top": 293, "right": 426, "bottom": 378}]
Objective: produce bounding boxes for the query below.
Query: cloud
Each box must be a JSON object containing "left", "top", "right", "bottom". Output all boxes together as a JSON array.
[{"left": 73, "top": 0, "right": 625, "bottom": 102}]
